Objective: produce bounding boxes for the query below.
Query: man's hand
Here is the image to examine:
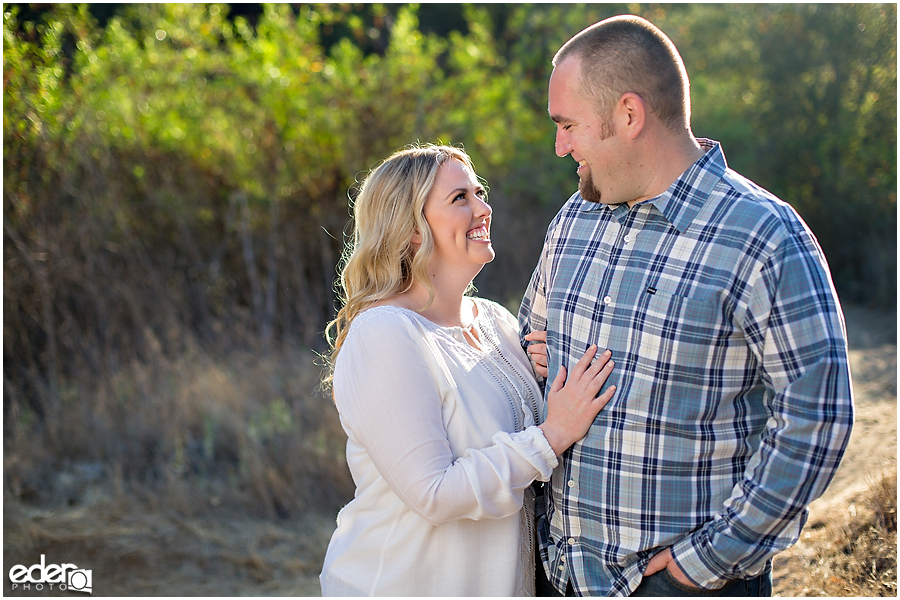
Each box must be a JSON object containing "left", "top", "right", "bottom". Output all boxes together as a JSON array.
[
  {"left": 643, "top": 548, "right": 698, "bottom": 588},
  {"left": 524, "top": 330, "right": 549, "bottom": 378}
]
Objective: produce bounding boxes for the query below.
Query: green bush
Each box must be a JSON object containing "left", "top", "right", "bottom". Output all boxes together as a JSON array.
[{"left": 3, "top": 3, "right": 896, "bottom": 517}]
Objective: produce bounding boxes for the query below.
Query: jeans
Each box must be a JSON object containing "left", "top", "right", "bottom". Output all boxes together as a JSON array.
[
  {"left": 534, "top": 559, "right": 561, "bottom": 597},
  {"left": 535, "top": 563, "right": 773, "bottom": 597},
  {"left": 630, "top": 563, "right": 772, "bottom": 597}
]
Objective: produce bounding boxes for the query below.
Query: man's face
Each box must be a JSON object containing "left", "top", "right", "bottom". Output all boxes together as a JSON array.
[{"left": 548, "top": 55, "right": 628, "bottom": 206}]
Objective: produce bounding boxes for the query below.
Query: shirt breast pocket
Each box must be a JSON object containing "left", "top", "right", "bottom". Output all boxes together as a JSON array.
[{"left": 639, "top": 288, "right": 724, "bottom": 369}]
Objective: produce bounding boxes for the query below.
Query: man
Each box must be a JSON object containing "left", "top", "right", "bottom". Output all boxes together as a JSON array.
[{"left": 519, "top": 15, "right": 854, "bottom": 596}]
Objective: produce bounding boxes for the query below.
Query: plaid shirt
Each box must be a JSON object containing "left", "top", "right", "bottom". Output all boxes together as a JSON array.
[{"left": 519, "top": 140, "right": 854, "bottom": 596}]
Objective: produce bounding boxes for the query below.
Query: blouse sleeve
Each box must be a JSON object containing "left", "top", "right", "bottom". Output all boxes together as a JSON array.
[{"left": 333, "top": 311, "right": 558, "bottom": 526}]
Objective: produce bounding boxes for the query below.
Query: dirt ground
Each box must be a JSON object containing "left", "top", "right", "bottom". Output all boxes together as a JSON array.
[{"left": 3, "top": 305, "right": 896, "bottom": 596}]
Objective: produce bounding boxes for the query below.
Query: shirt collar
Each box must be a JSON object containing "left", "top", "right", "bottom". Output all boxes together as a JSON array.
[{"left": 578, "top": 139, "right": 728, "bottom": 233}]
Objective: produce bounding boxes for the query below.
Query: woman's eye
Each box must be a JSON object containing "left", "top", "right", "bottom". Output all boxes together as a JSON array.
[{"left": 453, "top": 189, "right": 486, "bottom": 202}]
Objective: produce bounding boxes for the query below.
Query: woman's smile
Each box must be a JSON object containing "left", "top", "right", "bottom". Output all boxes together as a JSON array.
[{"left": 466, "top": 225, "right": 491, "bottom": 242}]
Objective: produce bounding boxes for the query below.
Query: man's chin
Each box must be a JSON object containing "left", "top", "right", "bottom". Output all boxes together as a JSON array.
[{"left": 579, "top": 176, "right": 603, "bottom": 204}]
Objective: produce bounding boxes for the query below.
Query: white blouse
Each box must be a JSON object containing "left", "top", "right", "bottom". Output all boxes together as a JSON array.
[{"left": 320, "top": 298, "right": 558, "bottom": 597}]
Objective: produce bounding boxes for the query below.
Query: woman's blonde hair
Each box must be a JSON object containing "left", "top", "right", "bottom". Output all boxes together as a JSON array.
[{"left": 323, "top": 144, "right": 477, "bottom": 385}]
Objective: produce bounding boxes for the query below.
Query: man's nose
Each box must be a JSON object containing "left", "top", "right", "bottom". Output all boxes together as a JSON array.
[{"left": 555, "top": 128, "right": 571, "bottom": 158}]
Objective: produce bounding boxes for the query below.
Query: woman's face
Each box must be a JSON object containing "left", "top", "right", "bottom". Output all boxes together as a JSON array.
[{"left": 420, "top": 159, "right": 494, "bottom": 276}]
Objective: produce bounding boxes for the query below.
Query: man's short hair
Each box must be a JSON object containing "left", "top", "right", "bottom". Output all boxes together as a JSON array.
[{"left": 553, "top": 15, "right": 690, "bottom": 131}]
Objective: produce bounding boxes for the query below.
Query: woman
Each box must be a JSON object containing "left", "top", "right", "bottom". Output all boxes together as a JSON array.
[{"left": 320, "top": 144, "right": 616, "bottom": 596}]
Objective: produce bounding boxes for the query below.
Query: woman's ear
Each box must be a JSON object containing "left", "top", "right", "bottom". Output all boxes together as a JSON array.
[{"left": 411, "top": 229, "right": 422, "bottom": 246}]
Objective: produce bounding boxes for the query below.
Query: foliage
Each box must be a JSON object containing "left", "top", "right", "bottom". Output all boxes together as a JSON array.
[
  {"left": 673, "top": 4, "right": 897, "bottom": 306},
  {"left": 3, "top": 3, "right": 896, "bottom": 517}
]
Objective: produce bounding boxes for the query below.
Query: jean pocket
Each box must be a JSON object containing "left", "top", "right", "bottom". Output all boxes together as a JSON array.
[{"left": 662, "top": 568, "right": 723, "bottom": 595}]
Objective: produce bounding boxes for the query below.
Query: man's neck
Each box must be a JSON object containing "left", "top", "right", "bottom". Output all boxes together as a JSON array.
[{"left": 627, "top": 128, "right": 705, "bottom": 207}]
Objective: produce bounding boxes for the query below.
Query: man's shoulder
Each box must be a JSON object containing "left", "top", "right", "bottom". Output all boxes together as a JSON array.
[
  {"left": 714, "top": 168, "right": 805, "bottom": 236},
  {"left": 719, "top": 168, "right": 782, "bottom": 204}
]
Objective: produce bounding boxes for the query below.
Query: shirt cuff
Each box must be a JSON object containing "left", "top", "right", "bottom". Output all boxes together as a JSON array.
[
  {"left": 670, "top": 530, "right": 730, "bottom": 589},
  {"left": 512, "top": 425, "right": 559, "bottom": 481}
]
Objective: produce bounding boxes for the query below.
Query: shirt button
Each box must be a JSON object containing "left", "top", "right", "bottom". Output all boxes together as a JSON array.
[
  {"left": 624, "top": 235, "right": 632, "bottom": 243},
  {"left": 567, "top": 480, "right": 575, "bottom": 488},
  {"left": 567, "top": 538, "right": 576, "bottom": 545},
  {"left": 558, "top": 564, "right": 565, "bottom": 571},
  {"left": 603, "top": 296, "right": 612, "bottom": 304},
  {"left": 560, "top": 556, "right": 566, "bottom": 563}
]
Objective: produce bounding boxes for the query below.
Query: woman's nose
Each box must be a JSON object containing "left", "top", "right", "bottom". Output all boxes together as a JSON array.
[{"left": 475, "top": 196, "right": 492, "bottom": 218}]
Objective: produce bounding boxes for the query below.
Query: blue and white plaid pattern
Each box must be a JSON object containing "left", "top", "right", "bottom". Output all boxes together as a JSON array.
[{"left": 519, "top": 140, "right": 854, "bottom": 596}]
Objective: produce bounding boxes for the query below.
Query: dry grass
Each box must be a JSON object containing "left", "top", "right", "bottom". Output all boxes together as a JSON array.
[
  {"left": 3, "top": 341, "right": 353, "bottom": 595},
  {"left": 4, "top": 341, "right": 352, "bottom": 519},
  {"left": 774, "top": 470, "right": 897, "bottom": 597},
  {"left": 835, "top": 471, "right": 899, "bottom": 595},
  {"left": 3, "top": 493, "right": 333, "bottom": 595}
]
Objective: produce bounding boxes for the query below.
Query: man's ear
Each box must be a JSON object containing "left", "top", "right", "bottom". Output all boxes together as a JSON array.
[{"left": 617, "top": 92, "right": 646, "bottom": 139}]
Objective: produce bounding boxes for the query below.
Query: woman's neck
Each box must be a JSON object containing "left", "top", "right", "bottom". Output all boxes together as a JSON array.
[{"left": 402, "top": 277, "right": 474, "bottom": 329}]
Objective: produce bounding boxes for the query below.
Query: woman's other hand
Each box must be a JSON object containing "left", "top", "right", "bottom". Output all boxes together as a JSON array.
[
  {"left": 538, "top": 345, "right": 615, "bottom": 455},
  {"left": 524, "top": 330, "right": 549, "bottom": 378}
]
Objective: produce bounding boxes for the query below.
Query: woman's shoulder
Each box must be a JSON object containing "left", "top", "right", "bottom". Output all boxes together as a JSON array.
[
  {"left": 348, "top": 304, "right": 446, "bottom": 347},
  {"left": 351, "top": 304, "right": 425, "bottom": 334},
  {"left": 337, "top": 306, "right": 434, "bottom": 371},
  {"left": 472, "top": 297, "right": 517, "bottom": 326}
]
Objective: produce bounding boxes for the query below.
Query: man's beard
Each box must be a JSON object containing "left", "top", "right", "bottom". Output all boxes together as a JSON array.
[{"left": 578, "top": 169, "right": 602, "bottom": 204}]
